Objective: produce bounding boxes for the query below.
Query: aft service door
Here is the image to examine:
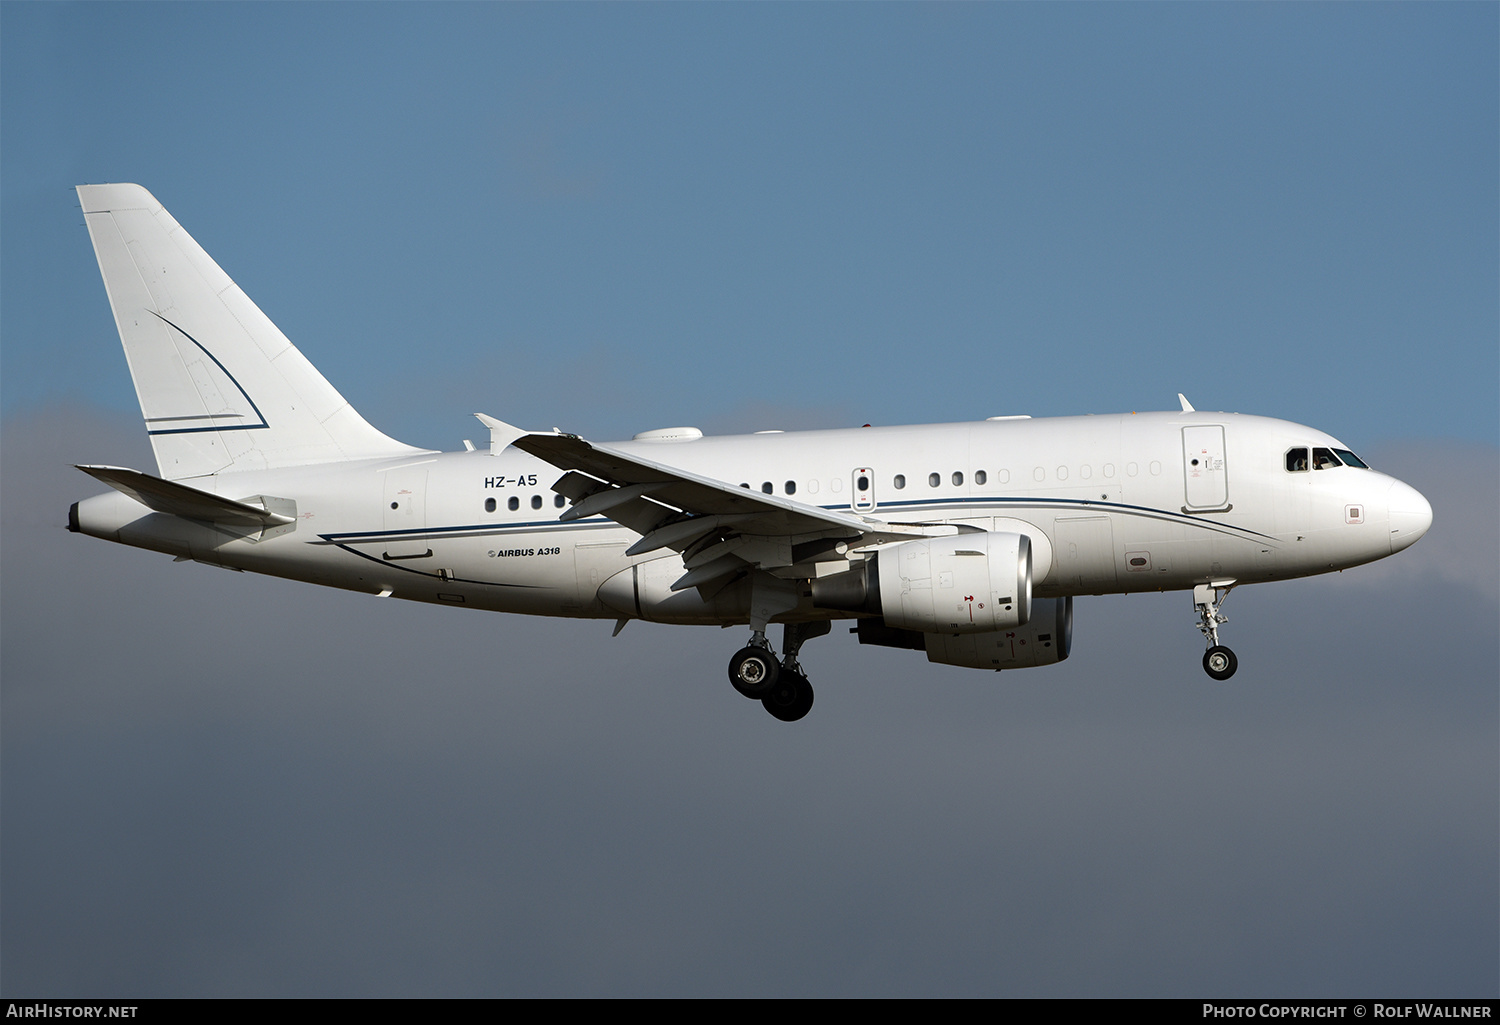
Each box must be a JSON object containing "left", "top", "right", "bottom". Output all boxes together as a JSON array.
[
  {"left": 1182, "top": 426, "right": 1229, "bottom": 511},
  {"left": 381, "top": 466, "right": 431, "bottom": 559}
]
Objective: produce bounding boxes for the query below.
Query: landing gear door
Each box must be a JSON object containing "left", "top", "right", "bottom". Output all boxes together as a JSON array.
[
  {"left": 1182, "top": 426, "right": 1228, "bottom": 511},
  {"left": 852, "top": 468, "right": 875, "bottom": 512}
]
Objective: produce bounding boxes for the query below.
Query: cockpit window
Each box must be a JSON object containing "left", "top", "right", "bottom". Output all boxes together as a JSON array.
[
  {"left": 1285, "top": 448, "right": 1308, "bottom": 472},
  {"left": 1333, "top": 448, "right": 1369, "bottom": 469},
  {"left": 1312, "top": 447, "right": 1342, "bottom": 470}
]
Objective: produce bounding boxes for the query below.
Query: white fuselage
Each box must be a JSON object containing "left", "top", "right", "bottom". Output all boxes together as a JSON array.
[
  {"left": 64, "top": 183, "right": 1437, "bottom": 706},
  {"left": 72, "top": 410, "right": 1430, "bottom": 627}
]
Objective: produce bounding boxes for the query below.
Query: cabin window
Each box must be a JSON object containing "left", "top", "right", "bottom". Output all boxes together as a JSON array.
[
  {"left": 761, "top": 482, "right": 773, "bottom": 494},
  {"left": 998, "top": 469, "right": 1010, "bottom": 484},
  {"left": 1285, "top": 448, "right": 1308, "bottom": 472},
  {"left": 507, "top": 497, "right": 519, "bottom": 511},
  {"left": 1034, "top": 467, "right": 1046, "bottom": 482},
  {"left": 929, "top": 472, "right": 940, "bottom": 488},
  {"left": 1149, "top": 461, "right": 1162, "bottom": 476},
  {"left": 485, "top": 497, "right": 496, "bottom": 513},
  {"left": 1056, "top": 466, "right": 1068, "bottom": 481},
  {"left": 1103, "top": 463, "right": 1115, "bottom": 478},
  {"left": 893, "top": 474, "right": 906, "bottom": 489},
  {"left": 785, "top": 480, "right": 796, "bottom": 495},
  {"left": 952, "top": 471, "right": 964, "bottom": 486},
  {"left": 807, "top": 479, "right": 819, "bottom": 494},
  {"left": 974, "top": 470, "right": 987, "bottom": 486},
  {"left": 740, "top": 483, "right": 750, "bottom": 489},
  {"left": 1080, "top": 465, "right": 1092, "bottom": 480},
  {"left": 531, "top": 495, "right": 543, "bottom": 510},
  {"left": 1334, "top": 449, "right": 1369, "bottom": 469},
  {"left": 1126, "top": 462, "right": 1138, "bottom": 477},
  {"left": 554, "top": 494, "right": 566, "bottom": 508}
]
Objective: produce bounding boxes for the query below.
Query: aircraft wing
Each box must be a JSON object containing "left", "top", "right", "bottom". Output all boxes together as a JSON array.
[{"left": 480, "top": 417, "right": 956, "bottom": 586}]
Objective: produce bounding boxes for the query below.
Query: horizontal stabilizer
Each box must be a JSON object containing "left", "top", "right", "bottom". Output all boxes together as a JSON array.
[{"left": 76, "top": 465, "right": 294, "bottom": 526}]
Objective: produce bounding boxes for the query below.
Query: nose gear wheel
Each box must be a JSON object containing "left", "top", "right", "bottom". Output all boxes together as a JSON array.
[{"left": 1203, "top": 645, "right": 1238, "bottom": 681}]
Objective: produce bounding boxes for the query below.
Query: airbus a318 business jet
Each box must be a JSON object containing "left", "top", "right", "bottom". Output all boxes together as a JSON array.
[{"left": 67, "top": 184, "right": 1432, "bottom": 722}]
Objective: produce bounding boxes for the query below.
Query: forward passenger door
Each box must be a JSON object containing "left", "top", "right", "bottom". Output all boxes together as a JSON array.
[{"left": 1182, "top": 426, "right": 1229, "bottom": 511}]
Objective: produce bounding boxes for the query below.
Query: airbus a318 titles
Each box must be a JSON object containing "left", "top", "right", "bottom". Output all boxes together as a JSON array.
[{"left": 67, "top": 185, "right": 1433, "bottom": 722}]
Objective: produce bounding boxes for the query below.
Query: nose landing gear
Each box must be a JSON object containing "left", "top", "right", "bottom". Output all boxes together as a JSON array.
[
  {"left": 1194, "top": 582, "right": 1238, "bottom": 681},
  {"left": 727, "top": 621, "right": 829, "bottom": 721}
]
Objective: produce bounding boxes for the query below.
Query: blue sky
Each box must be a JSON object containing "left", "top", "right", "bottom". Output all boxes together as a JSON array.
[
  {"left": 3, "top": 3, "right": 1495, "bottom": 451},
  {"left": 3, "top": 3, "right": 1496, "bottom": 998}
]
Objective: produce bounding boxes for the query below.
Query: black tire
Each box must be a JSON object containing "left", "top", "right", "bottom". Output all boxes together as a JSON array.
[
  {"left": 762, "top": 671, "right": 814, "bottom": 722},
  {"left": 728, "top": 646, "right": 779, "bottom": 698},
  {"left": 1203, "top": 645, "right": 1238, "bottom": 681}
]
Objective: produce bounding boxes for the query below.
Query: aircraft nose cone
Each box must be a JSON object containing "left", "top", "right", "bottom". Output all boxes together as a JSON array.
[{"left": 1387, "top": 479, "right": 1433, "bottom": 554}]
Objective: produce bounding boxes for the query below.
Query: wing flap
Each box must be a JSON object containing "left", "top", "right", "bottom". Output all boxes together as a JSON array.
[{"left": 551, "top": 471, "right": 676, "bottom": 536}]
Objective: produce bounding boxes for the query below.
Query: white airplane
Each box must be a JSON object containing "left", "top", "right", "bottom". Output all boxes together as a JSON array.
[{"left": 67, "top": 184, "right": 1433, "bottom": 722}]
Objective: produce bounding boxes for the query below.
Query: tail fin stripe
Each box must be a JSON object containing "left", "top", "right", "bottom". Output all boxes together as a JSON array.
[
  {"left": 146, "top": 415, "right": 249, "bottom": 423},
  {"left": 143, "top": 312, "right": 270, "bottom": 436}
]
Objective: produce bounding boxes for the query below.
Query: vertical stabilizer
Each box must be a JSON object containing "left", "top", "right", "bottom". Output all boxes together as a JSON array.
[{"left": 77, "top": 183, "right": 423, "bottom": 479}]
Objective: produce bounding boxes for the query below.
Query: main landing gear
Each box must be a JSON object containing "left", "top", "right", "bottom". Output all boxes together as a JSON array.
[
  {"left": 728, "top": 622, "right": 829, "bottom": 721},
  {"left": 1194, "top": 582, "right": 1238, "bottom": 681},
  {"left": 728, "top": 641, "right": 779, "bottom": 698}
]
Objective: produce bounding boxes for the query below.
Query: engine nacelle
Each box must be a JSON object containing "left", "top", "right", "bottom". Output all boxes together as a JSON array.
[
  {"left": 924, "top": 597, "right": 1073, "bottom": 670},
  {"left": 813, "top": 532, "right": 1032, "bottom": 633}
]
